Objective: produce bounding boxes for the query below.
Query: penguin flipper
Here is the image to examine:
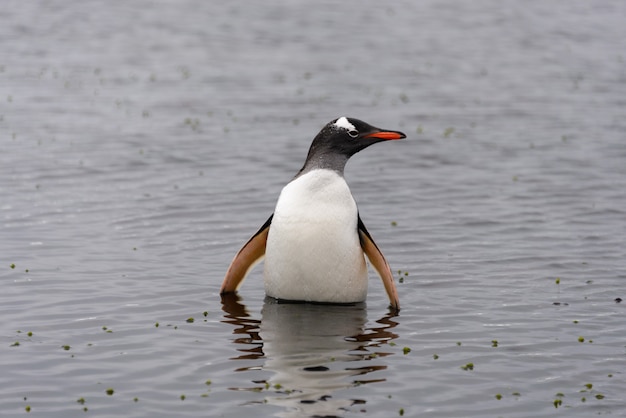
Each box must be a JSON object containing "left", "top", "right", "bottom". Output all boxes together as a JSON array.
[
  {"left": 358, "top": 216, "right": 400, "bottom": 311},
  {"left": 220, "top": 214, "right": 273, "bottom": 293}
]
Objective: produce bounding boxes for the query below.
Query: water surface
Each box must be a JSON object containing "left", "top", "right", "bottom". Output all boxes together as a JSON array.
[{"left": 1, "top": 1, "right": 625, "bottom": 417}]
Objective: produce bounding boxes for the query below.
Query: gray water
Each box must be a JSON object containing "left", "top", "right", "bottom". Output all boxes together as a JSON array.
[{"left": 1, "top": 1, "right": 625, "bottom": 417}]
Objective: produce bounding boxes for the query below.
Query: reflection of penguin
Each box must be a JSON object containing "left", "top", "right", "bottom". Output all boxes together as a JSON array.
[
  {"left": 221, "top": 294, "right": 399, "bottom": 417},
  {"left": 221, "top": 117, "right": 404, "bottom": 310},
  {"left": 261, "top": 300, "right": 369, "bottom": 417}
]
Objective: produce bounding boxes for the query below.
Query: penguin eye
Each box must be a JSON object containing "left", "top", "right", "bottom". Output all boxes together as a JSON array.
[{"left": 348, "top": 129, "right": 359, "bottom": 138}]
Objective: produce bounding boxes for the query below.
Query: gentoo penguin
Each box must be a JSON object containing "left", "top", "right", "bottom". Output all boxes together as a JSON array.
[{"left": 220, "top": 117, "right": 405, "bottom": 310}]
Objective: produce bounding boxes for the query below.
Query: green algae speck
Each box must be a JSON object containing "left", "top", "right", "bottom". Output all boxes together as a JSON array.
[{"left": 461, "top": 363, "right": 474, "bottom": 371}]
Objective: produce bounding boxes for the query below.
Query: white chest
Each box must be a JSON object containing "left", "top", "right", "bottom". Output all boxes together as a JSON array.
[{"left": 263, "top": 170, "right": 368, "bottom": 303}]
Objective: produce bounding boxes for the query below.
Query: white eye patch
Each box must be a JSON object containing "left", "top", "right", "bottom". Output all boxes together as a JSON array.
[{"left": 333, "top": 116, "right": 356, "bottom": 132}]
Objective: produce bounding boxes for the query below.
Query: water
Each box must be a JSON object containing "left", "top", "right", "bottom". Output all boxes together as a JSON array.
[{"left": 1, "top": 1, "right": 625, "bottom": 417}]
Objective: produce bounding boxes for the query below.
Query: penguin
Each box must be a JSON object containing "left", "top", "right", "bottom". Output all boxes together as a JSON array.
[{"left": 220, "top": 117, "right": 405, "bottom": 310}]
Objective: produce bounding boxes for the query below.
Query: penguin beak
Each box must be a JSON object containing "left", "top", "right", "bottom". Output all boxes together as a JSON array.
[{"left": 363, "top": 129, "right": 406, "bottom": 141}]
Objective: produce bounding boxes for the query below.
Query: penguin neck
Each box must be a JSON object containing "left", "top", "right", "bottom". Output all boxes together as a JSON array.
[{"left": 296, "top": 151, "right": 349, "bottom": 179}]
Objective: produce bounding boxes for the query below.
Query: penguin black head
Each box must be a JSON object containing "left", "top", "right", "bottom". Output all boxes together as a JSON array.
[{"left": 300, "top": 117, "right": 405, "bottom": 174}]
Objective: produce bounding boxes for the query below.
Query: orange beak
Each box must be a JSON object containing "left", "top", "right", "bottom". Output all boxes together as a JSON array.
[{"left": 364, "top": 130, "right": 406, "bottom": 140}]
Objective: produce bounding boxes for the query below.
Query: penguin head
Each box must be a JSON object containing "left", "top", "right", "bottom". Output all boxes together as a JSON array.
[{"left": 308, "top": 117, "right": 406, "bottom": 160}]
